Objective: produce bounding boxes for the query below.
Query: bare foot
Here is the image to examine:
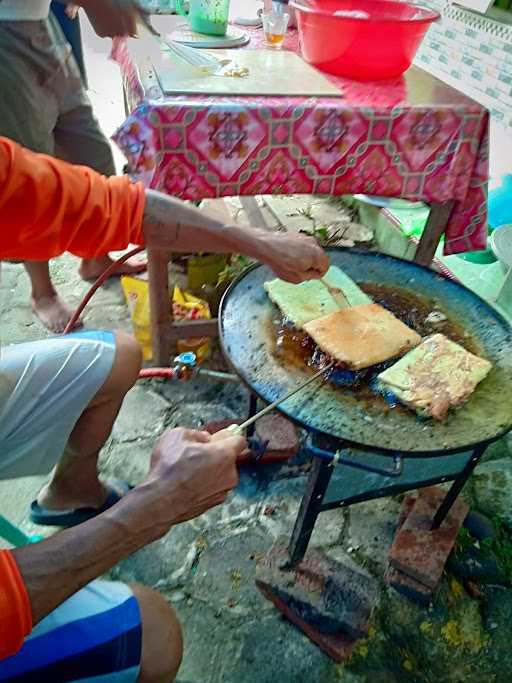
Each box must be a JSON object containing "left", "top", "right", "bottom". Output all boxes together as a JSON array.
[
  {"left": 31, "top": 294, "right": 83, "bottom": 333},
  {"left": 79, "top": 255, "right": 147, "bottom": 282}
]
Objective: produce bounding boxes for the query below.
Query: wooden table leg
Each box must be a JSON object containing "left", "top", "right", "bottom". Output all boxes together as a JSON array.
[
  {"left": 147, "top": 248, "right": 172, "bottom": 366},
  {"left": 239, "top": 197, "right": 268, "bottom": 228},
  {"left": 414, "top": 200, "right": 455, "bottom": 267}
]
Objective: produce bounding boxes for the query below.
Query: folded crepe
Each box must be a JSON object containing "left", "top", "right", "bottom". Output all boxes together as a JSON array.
[
  {"left": 264, "top": 265, "right": 371, "bottom": 329},
  {"left": 303, "top": 303, "right": 421, "bottom": 370},
  {"left": 377, "top": 334, "right": 492, "bottom": 420}
]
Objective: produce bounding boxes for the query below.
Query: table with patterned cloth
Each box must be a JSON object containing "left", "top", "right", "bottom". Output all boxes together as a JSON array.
[{"left": 112, "top": 24, "right": 489, "bottom": 365}]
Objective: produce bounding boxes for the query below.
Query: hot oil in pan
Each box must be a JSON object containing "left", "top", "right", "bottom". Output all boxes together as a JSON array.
[
  {"left": 271, "top": 284, "right": 482, "bottom": 412},
  {"left": 360, "top": 283, "right": 480, "bottom": 354}
]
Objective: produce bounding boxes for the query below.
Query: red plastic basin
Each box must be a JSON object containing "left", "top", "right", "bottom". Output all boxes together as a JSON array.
[{"left": 290, "top": 0, "right": 439, "bottom": 81}]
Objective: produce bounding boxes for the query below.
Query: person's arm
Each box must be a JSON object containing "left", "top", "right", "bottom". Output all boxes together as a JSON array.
[
  {"left": 2, "top": 428, "right": 245, "bottom": 655},
  {"left": 141, "top": 190, "right": 328, "bottom": 283},
  {"left": 0, "top": 138, "right": 328, "bottom": 283},
  {"left": 57, "top": 0, "right": 144, "bottom": 37}
]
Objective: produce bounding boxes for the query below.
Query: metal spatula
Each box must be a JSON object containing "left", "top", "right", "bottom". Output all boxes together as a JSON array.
[
  {"left": 319, "top": 278, "right": 349, "bottom": 308},
  {"left": 216, "top": 361, "right": 336, "bottom": 437}
]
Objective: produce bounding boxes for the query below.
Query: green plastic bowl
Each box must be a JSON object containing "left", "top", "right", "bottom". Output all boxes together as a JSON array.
[{"left": 457, "top": 249, "right": 497, "bottom": 265}]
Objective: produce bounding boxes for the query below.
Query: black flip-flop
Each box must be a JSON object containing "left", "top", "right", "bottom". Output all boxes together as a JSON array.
[{"left": 29, "top": 480, "right": 133, "bottom": 528}]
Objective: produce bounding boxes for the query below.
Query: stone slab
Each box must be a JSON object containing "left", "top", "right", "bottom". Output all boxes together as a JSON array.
[
  {"left": 388, "top": 487, "right": 468, "bottom": 590},
  {"left": 255, "top": 542, "right": 379, "bottom": 641},
  {"left": 472, "top": 458, "right": 512, "bottom": 527}
]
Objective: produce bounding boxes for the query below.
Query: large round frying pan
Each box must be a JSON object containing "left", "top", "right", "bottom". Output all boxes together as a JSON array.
[{"left": 219, "top": 248, "right": 512, "bottom": 456}]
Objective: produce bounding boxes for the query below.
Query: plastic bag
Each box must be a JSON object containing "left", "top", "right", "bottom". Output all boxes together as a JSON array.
[
  {"left": 172, "top": 286, "right": 211, "bottom": 362},
  {"left": 121, "top": 276, "right": 211, "bottom": 362}
]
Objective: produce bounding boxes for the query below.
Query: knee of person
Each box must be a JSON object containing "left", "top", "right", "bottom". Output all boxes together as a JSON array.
[
  {"left": 131, "top": 584, "right": 183, "bottom": 683},
  {"left": 113, "top": 331, "right": 143, "bottom": 386}
]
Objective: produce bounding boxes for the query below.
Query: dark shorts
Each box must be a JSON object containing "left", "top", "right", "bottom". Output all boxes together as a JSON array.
[{"left": 0, "top": 14, "right": 114, "bottom": 173}]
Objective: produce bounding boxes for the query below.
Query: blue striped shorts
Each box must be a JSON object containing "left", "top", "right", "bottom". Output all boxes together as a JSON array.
[{"left": 0, "top": 580, "right": 142, "bottom": 682}]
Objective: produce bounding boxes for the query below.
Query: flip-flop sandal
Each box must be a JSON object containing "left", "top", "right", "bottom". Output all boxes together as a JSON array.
[{"left": 29, "top": 480, "right": 133, "bottom": 528}]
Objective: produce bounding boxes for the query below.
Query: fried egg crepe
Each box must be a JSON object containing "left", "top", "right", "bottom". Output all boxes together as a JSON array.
[
  {"left": 377, "top": 334, "right": 492, "bottom": 420},
  {"left": 303, "top": 303, "right": 421, "bottom": 370},
  {"left": 264, "top": 266, "right": 371, "bottom": 329}
]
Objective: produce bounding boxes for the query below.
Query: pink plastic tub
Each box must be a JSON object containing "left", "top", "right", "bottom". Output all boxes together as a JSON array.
[{"left": 290, "top": 0, "right": 440, "bottom": 81}]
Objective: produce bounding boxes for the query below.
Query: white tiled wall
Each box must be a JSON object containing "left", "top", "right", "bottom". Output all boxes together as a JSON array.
[{"left": 414, "top": 1, "right": 512, "bottom": 130}]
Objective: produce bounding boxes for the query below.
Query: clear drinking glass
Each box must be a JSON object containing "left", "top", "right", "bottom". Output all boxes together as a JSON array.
[{"left": 262, "top": 11, "right": 290, "bottom": 49}]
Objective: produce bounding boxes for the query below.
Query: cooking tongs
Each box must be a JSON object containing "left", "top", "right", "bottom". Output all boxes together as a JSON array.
[{"left": 223, "top": 362, "right": 336, "bottom": 437}]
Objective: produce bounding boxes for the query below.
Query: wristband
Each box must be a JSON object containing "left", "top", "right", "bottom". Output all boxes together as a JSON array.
[{"left": 0, "top": 550, "right": 32, "bottom": 659}]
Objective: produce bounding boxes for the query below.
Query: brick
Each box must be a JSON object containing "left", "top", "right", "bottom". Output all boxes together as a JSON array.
[
  {"left": 388, "top": 487, "right": 468, "bottom": 590},
  {"left": 254, "top": 413, "right": 299, "bottom": 459},
  {"left": 204, "top": 412, "right": 299, "bottom": 465},
  {"left": 386, "top": 566, "right": 433, "bottom": 606},
  {"left": 397, "top": 495, "right": 416, "bottom": 530},
  {"left": 258, "top": 584, "right": 356, "bottom": 663},
  {"left": 255, "top": 542, "right": 379, "bottom": 641},
  {"left": 388, "top": 491, "right": 436, "bottom": 605}
]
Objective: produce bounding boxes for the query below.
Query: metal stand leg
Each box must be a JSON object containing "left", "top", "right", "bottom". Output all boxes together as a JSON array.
[
  {"left": 239, "top": 197, "right": 269, "bottom": 228},
  {"left": 288, "top": 458, "right": 335, "bottom": 566},
  {"left": 147, "top": 248, "right": 173, "bottom": 367},
  {"left": 431, "top": 445, "right": 486, "bottom": 530},
  {"left": 414, "top": 200, "right": 455, "bottom": 267}
]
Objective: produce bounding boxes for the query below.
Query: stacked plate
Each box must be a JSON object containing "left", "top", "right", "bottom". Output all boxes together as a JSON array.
[{"left": 169, "top": 23, "right": 250, "bottom": 48}]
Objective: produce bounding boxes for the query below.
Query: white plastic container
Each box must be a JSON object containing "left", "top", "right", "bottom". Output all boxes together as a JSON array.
[{"left": 491, "top": 225, "right": 512, "bottom": 274}]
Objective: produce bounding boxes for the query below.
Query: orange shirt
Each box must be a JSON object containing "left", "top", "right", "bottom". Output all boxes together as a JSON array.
[
  {"left": 0, "top": 136, "right": 147, "bottom": 660},
  {"left": 0, "top": 550, "right": 31, "bottom": 660},
  {"left": 0, "top": 137, "right": 146, "bottom": 260}
]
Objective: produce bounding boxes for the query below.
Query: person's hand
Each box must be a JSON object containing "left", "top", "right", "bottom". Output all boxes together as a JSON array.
[
  {"left": 256, "top": 230, "right": 329, "bottom": 283},
  {"left": 79, "top": 0, "right": 145, "bottom": 37},
  {"left": 139, "top": 428, "right": 246, "bottom": 528}
]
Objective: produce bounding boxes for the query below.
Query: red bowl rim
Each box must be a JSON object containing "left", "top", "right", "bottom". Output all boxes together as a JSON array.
[{"left": 289, "top": 0, "right": 440, "bottom": 24}]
